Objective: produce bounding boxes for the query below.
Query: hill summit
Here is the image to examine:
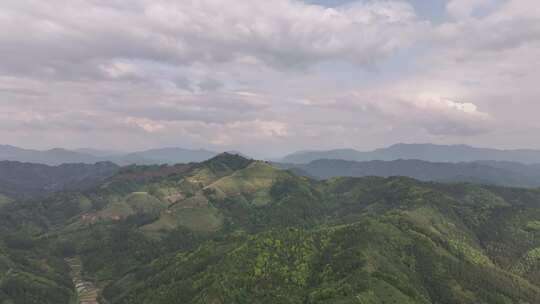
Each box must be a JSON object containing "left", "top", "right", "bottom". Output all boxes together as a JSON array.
[{"left": 202, "top": 152, "right": 253, "bottom": 170}]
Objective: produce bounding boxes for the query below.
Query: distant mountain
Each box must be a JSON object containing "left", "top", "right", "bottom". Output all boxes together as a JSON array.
[
  {"left": 0, "top": 161, "right": 119, "bottom": 199},
  {"left": 281, "top": 143, "right": 540, "bottom": 164},
  {"left": 278, "top": 159, "right": 540, "bottom": 188},
  {"left": 75, "top": 148, "right": 123, "bottom": 157},
  {"left": 0, "top": 145, "right": 102, "bottom": 165},
  {"left": 0, "top": 145, "right": 222, "bottom": 166},
  {"left": 281, "top": 148, "right": 361, "bottom": 164},
  {"left": 123, "top": 147, "right": 219, "bottom": 165}
]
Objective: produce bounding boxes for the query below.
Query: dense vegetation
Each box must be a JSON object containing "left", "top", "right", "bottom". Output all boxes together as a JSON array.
[
  {"left": 0, "top": 161, "right": 119, "bottom": 199},
  {"left": 0, "top": 218, "right": 75, "bottom": 303},
  {"left": 281, "top": 143, "right": 540, "bottom": 164},
  {"left": 279, "top": 158, "right": 540, "bottom": 188},
  {"left": 2, "top": 153, "right": 540, "bottom": 303}
]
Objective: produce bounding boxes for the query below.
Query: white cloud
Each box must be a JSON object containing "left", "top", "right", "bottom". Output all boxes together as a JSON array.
[
  {"left": 209, "top": 120, "right": 289, "bottom": 146},
  {"left": 401, "top": 0, "right": 540, "bottom": 143},
  {"left": 1, "top": 0, "right": 540, "bottom": 155},
  {"left": 446, "top": 0, "right": 493, "bottom": 19},
  {"left": 437, "top": 0, "right": 540, "bottom": 52},
  {"left": 0, "top": 0, "right": 424, "bottom": 77},
  {"left": 99, "top": 61, "right": 141, "bottom": 79},
  {"left": 124, "top": 117, "right": 166, "bottom": 133},
  {"left": 310, "top": 87, "right": 492, "bottom": 137},
  {"left": 408, "top": 93, "right": 489, "bottom": 120}
]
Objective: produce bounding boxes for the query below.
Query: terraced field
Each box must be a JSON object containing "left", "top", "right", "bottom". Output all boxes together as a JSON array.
[{"left": 65, "top": 257, "right": 99, "bottom": 304}]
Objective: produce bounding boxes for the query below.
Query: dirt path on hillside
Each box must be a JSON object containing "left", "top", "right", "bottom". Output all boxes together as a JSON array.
[{"left": 65, "top": 257, "right": 100, "bottom": 304}]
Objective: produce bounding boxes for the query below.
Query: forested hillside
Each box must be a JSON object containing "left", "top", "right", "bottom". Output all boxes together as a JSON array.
[
  {"left": 282, "top": 143, "right": 540, "bottom": 164},
  {"left": 2, "top": 154, "right": 540, "bottom": 303},
  {"left": 0, "top": 161, "right": 119, "bottom": 199},
  {"left": 279, "top": 158, "right": 540, "bottom": 188}
]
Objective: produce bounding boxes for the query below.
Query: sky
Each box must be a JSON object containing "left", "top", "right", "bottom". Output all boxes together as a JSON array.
[{"left": 1, "top": 0, "right": 539, "bottom": 157}]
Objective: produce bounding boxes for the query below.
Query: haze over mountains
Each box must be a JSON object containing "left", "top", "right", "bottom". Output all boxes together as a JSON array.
[
  {"left": 5, "top": 154, "right": 540, "bottom": 204},
  {"left": 4, "top": 143, "right": 540, "bottom": 167},
  {"left": 0, "top": 145, "right": 221, "bottom": 166},
  {"left": 275, "top": 144, "right": 540, "bottom": 189},
  {"left": 280, "top": 159, "right": 540, "bottom": 188},
  {"left": 5, "top": 143, "right": 540, "bottom": 192},
  {"left": 281, "top": 143, "right": 540, "bottom": 164}
]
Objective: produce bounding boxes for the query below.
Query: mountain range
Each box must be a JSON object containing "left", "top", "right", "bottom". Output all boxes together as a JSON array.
[
  {"left": 279, "top": 159, "right": 540, "bottom": 188},
  {"left": 281, "top": 143, "right": 540, "bottom": 164},
  {"left": 0, "top": 145, "right": 221, "bottom": 166},
  {"left": 5, "top": 156, "right": 540, "bottom": 202},
  {"left": 5, "top": 143, "right": 540, "bottom": 167},
  {"left": 3, "top": 154, "right": 540, "bottom": 303},
  {"left": 0, "top": 161, "right": 119, "bottom": 199}
]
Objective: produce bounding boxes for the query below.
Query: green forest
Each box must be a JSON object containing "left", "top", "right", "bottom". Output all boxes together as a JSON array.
[{"left": 2, "top": 153, "right": 540, "bottom": 303}]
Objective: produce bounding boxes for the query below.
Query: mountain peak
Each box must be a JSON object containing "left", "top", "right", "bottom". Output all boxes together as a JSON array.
[
  {"left": 204, "top": 152, "right": 252, "bottom": 171},
  {"left": 208, "top": 152, "right": 250, "bottom": 162}
]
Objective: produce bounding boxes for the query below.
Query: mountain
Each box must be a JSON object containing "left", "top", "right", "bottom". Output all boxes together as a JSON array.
[
  {"left": 282, "top": 148, "right": 363, "bottom": 163},
  {"left": 0, "top": 145, "right": 103, "bottom": 165},
  {"left": 123, "top": 147, "right": 219, "bottom": 165},
  {"left": 11, "top": 142, "right": 540, "bottom": 167},
  {"left": 75, "top": 148, "right": 123, "bottom": 157},
  {"left": 0, "top": 161, "right": 119, "bottom": 199},
  {"left": 278, "top": 159, "right": 540, "bottom": 187},
  {"left": 4, "top": 154, "right": 540, "bottom": 303},
  {"left": 0, "top": 145, "right": 221, "bottom": 166},
  {"left": 282, "top": 143, "right": 540, "bottom": 164}
]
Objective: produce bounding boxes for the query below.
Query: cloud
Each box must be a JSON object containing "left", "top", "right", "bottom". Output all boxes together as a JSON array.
[
  {"left": 124, "top": 117, "right": 166, "bottom": 133},
  {"left": 99, "top": 61, "right": 142, "bottom": 80},
  {"left": 197, "top": 78, "right": 223, "bottom": 92},
  {"left": 0, "top": 0, "right": 425, "bottom": 77},
  {"left": 208, "top": 120, "right": 289, "bottom": 145},
  {"left": 403, "top": 96, "right": 492, "bottom": 136},
  {"left": 446, "top": 0, "right": 494, "bottom": 19},
  {"left": 304, "top": 87, "right": 492, "bottom": 137},
  {"left": 437, "top": 0, "right": 540, "bottom": 53},
  {"left": 403, "top": 0, "right": 540, "bottom": 141},
  {"left": 1, "top": 0, "right": 540, "bottom": 155},
  {"left": 0, "top": 0, "right": 426, "bottom": 153}
]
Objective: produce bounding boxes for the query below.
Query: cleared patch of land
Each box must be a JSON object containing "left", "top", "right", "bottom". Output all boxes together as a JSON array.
[
  {"left": 65, "top": 257, "right": 99, "bottom": 304},
  {"left": 0, "top": 194, "right": 12, "bottom": 207}
]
